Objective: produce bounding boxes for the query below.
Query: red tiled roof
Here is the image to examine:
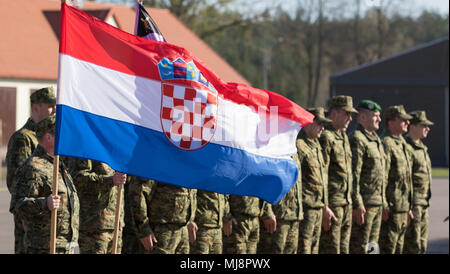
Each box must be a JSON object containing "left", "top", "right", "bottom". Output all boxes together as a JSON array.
[{"left": 0, "top": 0, "right": 249, "bottom": 85}]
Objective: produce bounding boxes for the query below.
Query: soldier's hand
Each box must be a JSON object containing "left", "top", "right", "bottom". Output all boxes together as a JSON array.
[
  {"left": 46, "top": 195, "right": 61, "bottom": 210},
  {"left": 407, "top": 210, "right": 414, "bottom": 227},
  {"left": 382, "top": 207, "right": 390, "bottom": 222},
  {"left": 188, "top": 222, "right": 198, "bottom": 243},
  {"left": 223, "top": 218, "right": 237, "bottom": 237},
  {"left": 322, "top": 206, "right": 337, "bottom": 232},
  {"left": 353, "top": 208, "right": 366, "bottom": 226},
  {"left": 113, "top": 172, "right": 127, "bottom": 186},
  {"left": 263, "top": 216, "right": 277, "bottom": 234},
  {"left": 139, "top": 233, "right": 157, "bottom": 251}
]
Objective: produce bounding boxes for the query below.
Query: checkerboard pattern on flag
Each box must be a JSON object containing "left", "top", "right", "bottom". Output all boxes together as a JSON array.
[{"left": 161, "top": 83, "right": 218, "bottom": 150}]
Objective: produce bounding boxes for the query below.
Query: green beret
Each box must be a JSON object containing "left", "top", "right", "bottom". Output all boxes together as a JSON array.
[
  {"left": 409, "top": 110, "right": 434, "bottom": 126},
  {"left": 307, "top": 107, "right": 332, "bottom": 124},
  {"left": 36, "top": 114, "right": 56, "bottom": 139},
  {"left": 30, "top": 86, "right": 56, "bottom": 104},
  {"left": 357, "top": 99, "right": 382, "bottom": 113}
]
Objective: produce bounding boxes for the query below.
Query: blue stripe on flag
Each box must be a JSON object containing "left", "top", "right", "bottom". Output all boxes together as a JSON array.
[{"left": 55, "top": 105, "right": 298, "bottom": 204}]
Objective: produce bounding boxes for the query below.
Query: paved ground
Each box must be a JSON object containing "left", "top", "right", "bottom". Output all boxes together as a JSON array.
[{"left": 0, "top": 178, "right": 448, "bottom": 254}]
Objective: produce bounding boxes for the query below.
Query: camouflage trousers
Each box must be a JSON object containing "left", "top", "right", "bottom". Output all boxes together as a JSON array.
[
  {"left": 147, "top": 223, "right": 189, "bottom": 254},
  {"left": 350, "top": 206, "right": 382, "bottom": 254},
  {"left": 258, "top": 219, "right": 299, "bottom": 254},
  {"left": 319, "top": 204, "right": 352, "bottom": 254},
  {"left": 223, "top": 216, "right": 259, "bottom": 254},
  {"left": 27, "top": 247, "right": 73, "bottom": 254},
  {"left": 121, "top": 230, "right": 146, "bottom": 254},
  {"left": 298, "top": 208, "right": 322, "bottom": 254},
  {"left": 379, "top": 211, "right": 408, "bottom": 254},
  {"left": 190, "top": 226, "right": 222, "bottom": 254},
  {"left": 404, "top": 205, "right": 429, "bottom": 254},
  {"left": 79, "top": 229, "right": 122, "bottom": 254},
  {"left": 13, "top": 214, "right": 26, "bottom": 254}
]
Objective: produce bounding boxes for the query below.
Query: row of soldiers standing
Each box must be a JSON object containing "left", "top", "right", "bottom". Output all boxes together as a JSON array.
[{"left": 6, "top": 87, "right": 432, "bottom": 254}]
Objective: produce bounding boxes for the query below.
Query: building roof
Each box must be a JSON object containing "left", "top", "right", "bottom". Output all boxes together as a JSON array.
[
  {"left": 0, "top": 0, "right": 249, "bottom": 85},
  {"left": 330, "top": 37, "right": 449, "bottom": 86}
]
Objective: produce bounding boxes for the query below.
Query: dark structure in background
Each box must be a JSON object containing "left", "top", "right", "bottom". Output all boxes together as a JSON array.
[{"left": 330, "top": 37, "right": 449, "bottom": 167}]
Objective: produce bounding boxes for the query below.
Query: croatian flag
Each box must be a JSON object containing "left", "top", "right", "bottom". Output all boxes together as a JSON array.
[{"left": 55, "top": 3, "right": 313, "bottom": 204}]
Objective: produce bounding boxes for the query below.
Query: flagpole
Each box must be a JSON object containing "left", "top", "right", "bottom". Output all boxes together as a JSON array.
[
  {"left": 50, "top": 155, "right": 59, "bottom": 254},
  {"left": 111, "top": 184, "right": 123, "bottom": 254}
]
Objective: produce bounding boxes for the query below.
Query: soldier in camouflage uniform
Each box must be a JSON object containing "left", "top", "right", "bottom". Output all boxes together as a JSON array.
[
  {"left": 349, "top": 100, "right": 387, "bottom": 254},
  {"left": 297, "top": 108, "right": 332, "bottom": 254},
  {"left": 6, "top": 86, "right": 56, "bottom": 254},
  {"left": 319, "top": 96, "right": 358, "bottom": 254},
  {"left": 258, "top": 153, "right": 303, "bottom": 254},
  {"left": 380, "top": 105, "right": 414, "bottom": 254},
  {"left": 127, "top": 180, "right": 196, "bottom": 254},
  {"left": 188, "top": 190, "right": 230, "bottom": 254},
  {"left": 404, "top": 111, "right": 433, "bottom": 254},
  {"left": 12, "top": 114, "right": 79, "bottom": 254},
  {"left": 222, "top": 195, "right": 261, "bottom": 254},
  {"left": 66, "top": 158, "right": 127, "bottom": 254}
]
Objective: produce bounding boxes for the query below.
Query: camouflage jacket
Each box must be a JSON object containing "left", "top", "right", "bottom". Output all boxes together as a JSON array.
[
  {"left": 13, "top": 145, "right": 79, "bottom": 251},
  {"left": 405, "top": 136, "right": 432, "bottom": 207},
  {"left": 125, "top": 176, "right": 155, "bottom": 239},
  {"left": 194, "top": 190, "right": 231, "bottom": 228},
  {"left": 319, "top": 126, "right": 353, "bottom": 207},
  {"left": 296, "top": 130, "right": 328, "bottom": 209},
  {"left": 382, "top": 133, "right": 413, "bottom": 213},
  {"left": 128, "top": 180, "right": 196, "bottom": 237},
  {"left": 261, "top": 154, "right": 303, "bottom": 221},
  {"left": 66, "top": 158, "right": 123, "bottom": 231},
  {"left": 350, "top": 125, "right": 388, "bottom": 209},
  {"left": 227, "top": 195, "right": 261, "bottom": 221},
  {"left": 6, "top": 117, "right": 38, "bottom": 194}
]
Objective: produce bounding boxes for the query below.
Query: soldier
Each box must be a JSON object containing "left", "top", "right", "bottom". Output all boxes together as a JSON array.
[
  {"left": 6, "top": 86, "right": 56, "bottom": 254},
  {"left": 319, "top": 95, "right": 357, "bottom": 254},
  {"left": 122, "top": 176, "right": 156, "bottom": 254},
  {"left": 404, "top": 111, "right": 434, "bottom": 254},
  {"left": 297, "top": 107, "right": 333, "bottom": 254},
  {"left": 66, "top": 158, "right": 127, "bottom": 254},
  {"left": 12, "top": 114, "right": 79, "bottom": 254},
  {"left": 188, "top": 190, "right": 230, "bottom": 254},
  {"left": 128, "top": 180, "right": 196, "bottom": 254},
  {"left": 258, "top": 153, "right": 303, "bottom": 254},
  {"left": 222, "top": 195, "right": 261, "bottom": 254},
  {"left": 379, "top": 105, "right": 414, "bottom": 254},
  {"left": 349, "top": 100, "right": 387, "bottom": 254}
]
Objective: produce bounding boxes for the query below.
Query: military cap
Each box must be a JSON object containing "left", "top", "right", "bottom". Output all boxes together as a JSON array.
[
  {"left": 357, "top": 99, "right": 382, "bottom": 113},
  {"left": 409, "top": 110, "right": 434, "bottom": 126},
  {"left": 328, "top": 95, "right": 358, "bottom": 113},
  {"left": 30, "top": 86, "right": 56, "bottom": 104},
  {"left": 308, "top": 107, "right": 332, "bottom": 124},
  {"left": 384, "top": 105, "right": 413, "bottom": 121},
  {"left": 36, "top": 114, "right": 56, "bottom": 139}
]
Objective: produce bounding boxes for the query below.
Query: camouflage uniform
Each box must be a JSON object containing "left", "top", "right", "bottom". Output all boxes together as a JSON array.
[
  {"left": 223, "top": 195, "right": 261, "bottom": 254},
  {"left": 404, "top": 111, "right": 433, "bottom": 254},
  {"left": 190, "top": 190, "right": 230, "bottom": 254},
  {"left": 128, "top": 180, "right": 196, "bottom": 254},
  {"left": 12, "top": 115, "right": 79, "bottom": 254},
  {"left": 319, "top": 125, "right": 353, "bottom": 254},
  {"left": 66, "top": 158, "right": 124, "bottom": 254},
  {"left": 122, "top": 176, "right": 155, "bottom": 254},
  {"left": 259, "top": 153, "right": 303, "bottom": 254},
  {"left": 380, "top": 106, "right": 413, "bottom": 254},
  {"left": 296, "top": 129, "right": 328, "bottom": 254},
  {"left": 6, "top": 86, "right": 55, "bottom": 254},
  {"left": 349, "top": 124, "right": 387, "bottom": 253}
]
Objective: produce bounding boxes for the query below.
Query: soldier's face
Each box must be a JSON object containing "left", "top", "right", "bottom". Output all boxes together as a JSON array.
[
  {"left": 311, "top": 121, "right": 325, "bottom": 138},
  {"left": 34, "top": 103, "right": 56, "bottom": 122},
  {"left": 331, "top": 108, "right": 353, "bottom": 131},
  {"left": 389, "top": 117, "right": 409, "bottom": 134},
  {"left": 409, "top": 123, "right": 430, "bottom": 139},
  {"left": 367, "top": 111, "right": 381, "bottom": 131}
]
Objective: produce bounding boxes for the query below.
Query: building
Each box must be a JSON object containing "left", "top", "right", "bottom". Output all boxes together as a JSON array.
[
  {"left": 330, "top": 37, "right": 449, "bottom": 167},
  {"left": 0, "top": 0, "right": 250, "bottom": 163}
]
